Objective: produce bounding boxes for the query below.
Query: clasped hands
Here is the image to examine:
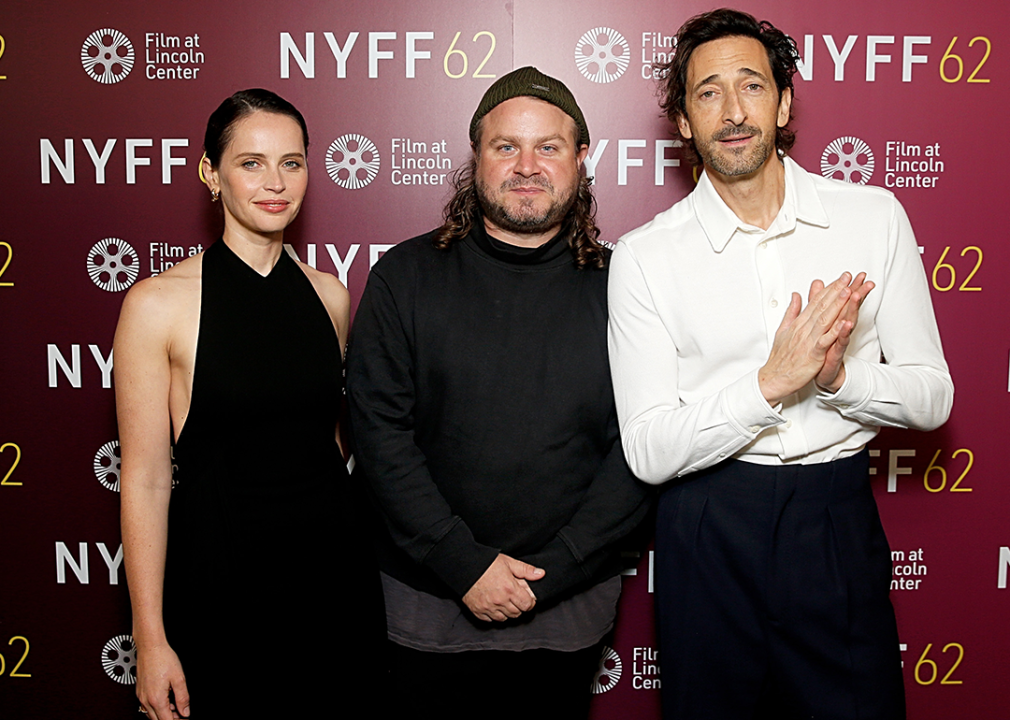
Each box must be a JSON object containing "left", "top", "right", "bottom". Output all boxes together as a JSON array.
[
  {"left": 758, "top": 272, "right": 875, "bottom": 407},
  {"left": 462, "top": 553, "right": 545, "bottom": 622}
]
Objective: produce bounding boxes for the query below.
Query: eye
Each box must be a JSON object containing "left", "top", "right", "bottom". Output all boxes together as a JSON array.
[
  {"left": 498, "top": 143, "right": 515, "bottom": 153},
  {"left": 540, "top": 144, "right": 557, "bottom": 153},
  {"left": 242, "top": 159, "right": 259, "bottom": 169},
  {"left": 283, "top": 159, "right": 303, "bottom": 169}
]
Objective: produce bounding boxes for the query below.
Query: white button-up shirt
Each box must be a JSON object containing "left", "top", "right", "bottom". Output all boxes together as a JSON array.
[{"left": 608, "top": 157, "right": 953, "bottom": 484}]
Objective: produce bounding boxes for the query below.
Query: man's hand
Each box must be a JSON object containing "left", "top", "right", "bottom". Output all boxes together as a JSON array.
[
  {"left": 812, "top": 272, "right": 875, "bottom": 392},
  {"left": 462, "top": 553, "right": 545, "bottom": 622},
  {"left": 758, "top": 272, "right": 855, "bottom": 406}
]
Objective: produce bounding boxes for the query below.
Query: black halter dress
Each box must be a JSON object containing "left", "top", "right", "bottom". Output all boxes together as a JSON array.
[{"left": 164, "top": 240, "right": 384, "bottom": 716}]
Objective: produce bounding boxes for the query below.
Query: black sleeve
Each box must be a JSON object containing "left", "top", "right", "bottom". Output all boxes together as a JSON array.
[
  {"left": 520, "top": 408, "right": 652, "bottom": 605},
  {"left": 346, "top": 264, "right": 499, "bottom": 598}
]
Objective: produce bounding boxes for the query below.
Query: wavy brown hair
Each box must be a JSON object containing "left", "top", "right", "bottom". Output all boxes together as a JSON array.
[
  {"left": 433, "top": 155, "right": 606, "bottom": 270},
  {"left": 657, "top": 8, "right": 800, "bottom": 166}
]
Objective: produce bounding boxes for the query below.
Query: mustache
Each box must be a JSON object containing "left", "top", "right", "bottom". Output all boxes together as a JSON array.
[
  {"left": 499, "top": 176, "right": 554, "bottom": 192},
  {"left": 713, "top": 125, "right": 762, "bottom": 141}
]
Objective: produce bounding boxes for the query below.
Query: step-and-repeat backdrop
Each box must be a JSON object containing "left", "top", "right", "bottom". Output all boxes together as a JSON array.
[{"left": 2, "top": 0, "right": 1006, "bottom": 717}]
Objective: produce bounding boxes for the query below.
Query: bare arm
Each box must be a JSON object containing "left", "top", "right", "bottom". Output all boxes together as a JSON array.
[
  {"left": 301, "top": 264, "right": 351, "bottom": 452},
  {"left": 115, "top": 280, "right": 190, "bottom": 719}
]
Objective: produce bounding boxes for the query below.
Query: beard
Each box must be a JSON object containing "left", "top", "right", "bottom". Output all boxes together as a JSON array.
[
  {"left": 695, "top": 124, "right": 776, "bottom": 177},
  {"left": 476, "top": 173, "right": 579, "bottom": 236}
]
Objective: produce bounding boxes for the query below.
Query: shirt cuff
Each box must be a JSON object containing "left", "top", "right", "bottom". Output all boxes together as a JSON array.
[
  {"left": 818, "top": 357, "right": 873, "bottom": 414},
  {"left": 423, "top": 520, "right": 501, "bottom": 598},
  {"left": 721, "top": 370, "right": 786, "bottom": 437}
]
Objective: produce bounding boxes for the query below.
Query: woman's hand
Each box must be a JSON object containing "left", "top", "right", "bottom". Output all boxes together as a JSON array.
[{"left": 136, "top": 643, "right": 190, "bottom": 719}]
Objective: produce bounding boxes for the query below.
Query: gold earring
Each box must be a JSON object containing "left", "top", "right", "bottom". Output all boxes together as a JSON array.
[{"left": 210, "top": 189, "right": 220, "bottom": 202}]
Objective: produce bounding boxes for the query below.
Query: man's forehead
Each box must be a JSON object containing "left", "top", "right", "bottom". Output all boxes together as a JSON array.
[
  {"left": 687, "top": 35, "right": 772, "bottom": 84},
  {"left": 477, "top": 97, "right": 580, "bottom": 143}
]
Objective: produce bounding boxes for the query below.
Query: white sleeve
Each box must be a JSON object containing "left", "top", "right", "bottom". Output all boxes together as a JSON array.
[
  {"left": 819, "top": 198, "right": 953, "bottom": 430},
  {"left": 608, "top": 239, "right": 784, "bottom": 485}
]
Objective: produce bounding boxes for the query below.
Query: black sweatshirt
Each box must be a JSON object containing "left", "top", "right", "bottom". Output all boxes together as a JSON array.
[{"left": 346, "top": 222, "right": 650, "bottom": 606}]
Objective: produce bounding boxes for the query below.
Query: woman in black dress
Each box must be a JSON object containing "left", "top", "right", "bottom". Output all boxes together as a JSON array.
[{"left": 115, "top": 89, "right": 384, "bottom": 718}]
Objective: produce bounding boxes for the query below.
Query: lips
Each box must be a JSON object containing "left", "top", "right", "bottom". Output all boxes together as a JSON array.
[{"left": 254, "top": 200, "right": 290, "bottom": 213}]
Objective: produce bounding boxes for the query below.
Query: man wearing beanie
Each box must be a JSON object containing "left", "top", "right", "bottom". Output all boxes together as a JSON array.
[{"left": 347, "top": 66, "right": 649, "bottom": 718}]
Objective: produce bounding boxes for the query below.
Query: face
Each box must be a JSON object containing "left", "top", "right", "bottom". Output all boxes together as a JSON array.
[
  {"left": 677, "top": 35, "right": 791, "bottom": 179},
  {"left": 474, "top": 96, "right": 588, "bottom": 242},
  {"left": 203, "top": 111, "right": 308, "bottom": 241}
]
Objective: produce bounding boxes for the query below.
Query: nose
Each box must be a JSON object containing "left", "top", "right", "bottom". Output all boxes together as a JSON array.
[
  {"left": 513, "top": 147, "right": 541, "bottom": 177},
  {"left": 722, "top": 89, "right": 747, "bottom": 126},
  {"left": 264, "top": 164, "right": 286, "bottom": 192}
]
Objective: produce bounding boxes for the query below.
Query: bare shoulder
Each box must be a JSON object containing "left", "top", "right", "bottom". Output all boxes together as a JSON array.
[
  {"left": 121, "top": 254, "right": 201, "bottom": 317},
  {"left": 115, "top": 252, "right": 203, "bottom": 351},
  {"left": 295, "top": 261, "right": 350, "bottom": 317}
]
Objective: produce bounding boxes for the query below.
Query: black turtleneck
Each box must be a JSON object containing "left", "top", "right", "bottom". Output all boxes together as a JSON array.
[{"left": 346, "top": 221, "right": 649, "bottom": 605}]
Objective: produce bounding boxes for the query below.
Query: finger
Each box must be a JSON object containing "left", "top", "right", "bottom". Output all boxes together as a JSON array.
[
  {"left": 512, "top": 582, "right": 536, "bottom": 611},
  {"left": 775, "top": 292, "right": 803, "bottom": 335},
  {"left": 812, "top": 285, "right": 851, "bottom": 331},
  {"left": 173, "top": 677, "right": 190, "bottom": 718},
  {"left": 505, "top": 557, "right": 545, "bottom": 581},
  {"left": 816, "top": 319, "right": 849, "bottom": 351},
  {"left": 807, "top": 279, "right": 825, "bottom": 304}
]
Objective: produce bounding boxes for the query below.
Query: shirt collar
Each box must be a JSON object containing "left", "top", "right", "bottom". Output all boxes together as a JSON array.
[{"left": 693, "top": 156, "right": 830, "bottom": 253}]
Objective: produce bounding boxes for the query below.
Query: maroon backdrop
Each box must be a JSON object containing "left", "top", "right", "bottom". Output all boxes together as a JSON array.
[{"left": 1, "top": 1, "right": 1007, "bottom": 717}]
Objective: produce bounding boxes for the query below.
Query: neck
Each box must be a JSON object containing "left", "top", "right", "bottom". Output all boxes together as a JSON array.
[
  {"left": 706, "top": 154, "right": 786, "bottom": 230},
  {"left": 483, "top": 217, "right": 559, "bottom": 249},
  {"left": 221, "top": 226, "right": 285, "bottom": 276}
]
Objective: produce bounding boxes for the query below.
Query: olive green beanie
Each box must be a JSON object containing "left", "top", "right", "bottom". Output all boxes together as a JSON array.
[{"left": 469, "top": 66, "right": 590, "bottom": 147}]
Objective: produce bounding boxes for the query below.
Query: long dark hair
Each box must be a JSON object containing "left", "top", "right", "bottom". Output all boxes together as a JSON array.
[
  {"left": 204, "top": 88, "right": 309, "bottom": 167},
  {"left": 433, "top": 157, "right": 606, "bottom": 270},
  {"left": 657, "top": 8, "right": 800, "bottom": 165}
]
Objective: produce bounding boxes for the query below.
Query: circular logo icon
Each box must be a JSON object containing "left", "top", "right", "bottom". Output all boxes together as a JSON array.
[
  {"left": 821, "top": 136, "right": 875, "bottom": 185},
  {"left": 102, "top": 635, "right": 137, "bottom": 684},
  {"left": 591, "top": 645, "right": 623, "bottom": 694},
  {"left": 94, "top": 441, "right": 122, "bottom": 492},
  {"left": 326, "top": 134, "right": 381, "bottom": 189},
  {"left": 81, "top": 29, "right": 135, "bottom": 84},
  {"left": 575, "top": 27, "right": 630, "bottom": 83},
  {"left": 87, "top": 238, "right": 139, "bottom": 292}
]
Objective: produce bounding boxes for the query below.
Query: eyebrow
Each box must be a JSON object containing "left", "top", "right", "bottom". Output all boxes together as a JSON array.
[
  {"left": 233, "top": 151, "right": 306, "bottom": 159},
  {"left": 693, "top": 67, "right": 770, "bottom": 91},
  {"left": 486, "top": 132, "right": 569, "bottom": 146}
]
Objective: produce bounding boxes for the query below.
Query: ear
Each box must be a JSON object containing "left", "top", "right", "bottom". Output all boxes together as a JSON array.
[
  {"left": 201, "top": 154, "right": 219, "bottom": 193},
  {"left": 676, "top": 112, "right": 694, "bottom": 140},
  {"left": 777, "top": 87, "right": 793, "bottom": 128},
  {"left": 576, "top": 144, "right": 589, "bottom": 169}
]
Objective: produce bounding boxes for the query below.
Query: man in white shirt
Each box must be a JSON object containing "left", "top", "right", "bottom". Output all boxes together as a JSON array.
[{"left": 608, "top": 9, "right": 952, "bottom": 719}]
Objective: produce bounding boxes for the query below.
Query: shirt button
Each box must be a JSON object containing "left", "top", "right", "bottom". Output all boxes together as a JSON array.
[
  {"left": 749, "top": 425, "right": 760, "bottom": 433},
  {"left": 770, "top": 299, "right": 778, "bottom": 308},
  {"left": 759, "top": 241, "right": 768, "bottom": 250},
  {"left": 785, "top": 419, "right": 793, "bottom": 428}
]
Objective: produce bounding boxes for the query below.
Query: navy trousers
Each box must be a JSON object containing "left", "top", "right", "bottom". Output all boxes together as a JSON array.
[{"left": 655, "top": 451, "right": 905, "bottom": 719}]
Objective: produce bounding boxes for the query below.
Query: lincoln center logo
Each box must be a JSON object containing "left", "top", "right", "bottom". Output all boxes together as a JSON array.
[
  {"left": 575, "top": 27, "right": 630, "bottom": 83},
  {"left": 326, "top": 134, "right": 381, "bottom": 190},
  {"left": 87, "top": 237, "right": 139, "bottom": 292},
  {"left": 94, "top": 441, "right": 122, "bottom": 492},
  {"left": 821, "top": 136, "right": 875, "bottom": 185},
  {"left": 591, "top": 646, "right": 623, "bottom": 694},
  {"left": 101, "top": 635, "right": 137, "bottom": 684},
  {"left": 81, "top": 29, "right": 135, "bottom": 84}
]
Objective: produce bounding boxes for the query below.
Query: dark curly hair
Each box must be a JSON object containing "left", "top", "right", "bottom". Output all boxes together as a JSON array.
[
  {"left": 433, "top": 121, "right": 606, "bottom": 270},
  {"left": 657, "top": 8, "right": 800, "bottom": 166}
]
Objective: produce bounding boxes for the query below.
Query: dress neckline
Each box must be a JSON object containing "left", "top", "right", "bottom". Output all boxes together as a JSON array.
[{"left": 214, "top": 238, "right": 290, "bottom": 281}]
